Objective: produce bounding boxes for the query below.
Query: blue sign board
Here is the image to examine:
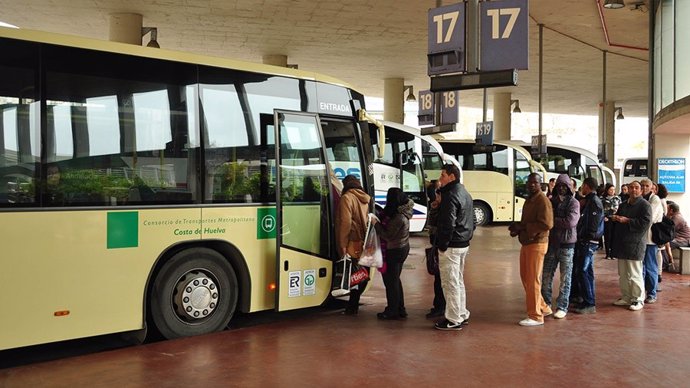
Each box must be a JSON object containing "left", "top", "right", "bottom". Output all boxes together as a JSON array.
[
  {"left": 658, "top": 158, "right": 685, "bottom": 193},
  {"left": 480, "top": 0, "right": 529, "bottom": 71}
]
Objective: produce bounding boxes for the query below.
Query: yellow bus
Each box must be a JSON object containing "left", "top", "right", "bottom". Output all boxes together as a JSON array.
[
  {"left": 432, "top": 136, "right": 546, "bottom": 226},
  {"left": 0, "top": 27, "right": 388, "bottom": 350}
]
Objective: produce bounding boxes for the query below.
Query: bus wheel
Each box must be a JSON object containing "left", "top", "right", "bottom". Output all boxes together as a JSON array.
[
  {"left": 150, "top": 248, "right": 238, "bottom": 339},
  {"left": 473, "top": 202, "right": 491, "bottom": 226}
]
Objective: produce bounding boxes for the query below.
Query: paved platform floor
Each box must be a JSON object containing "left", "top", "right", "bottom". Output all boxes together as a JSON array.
[{"left": 1, "top": 225, "right": 689, "bottom": 387}]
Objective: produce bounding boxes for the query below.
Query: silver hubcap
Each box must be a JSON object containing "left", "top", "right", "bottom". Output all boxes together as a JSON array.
[
  {"left": 473, "top": 207, "right": 485, "bottom": 225},
  {"left": 175, "top": 271, "right": 219, "bottom": 321}
]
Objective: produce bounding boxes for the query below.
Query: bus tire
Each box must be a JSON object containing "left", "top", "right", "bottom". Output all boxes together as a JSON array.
[
  {"left": 150, "top": 247, "right": 238, "bottom": 339},
  {"left": 473, "top": 202, "right": 491, "bottom": 226}
]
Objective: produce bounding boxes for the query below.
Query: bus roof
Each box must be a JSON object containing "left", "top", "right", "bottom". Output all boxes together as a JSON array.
[
  {"left": 0, "top": 26, "right": 358, "bottom": 93},
  {"left": 430, "top": 135, "right": 535, "bottom": 161},
  {"left": 513, "top": 141, "right": 601, "bottom": 163},
  {"left": 380, "top": 121, "right": 447, "bottom": 157}
]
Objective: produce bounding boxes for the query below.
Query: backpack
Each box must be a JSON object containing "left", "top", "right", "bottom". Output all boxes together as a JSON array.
[{"left": 651, "top": 215, "right": 675, "bottom": 245}]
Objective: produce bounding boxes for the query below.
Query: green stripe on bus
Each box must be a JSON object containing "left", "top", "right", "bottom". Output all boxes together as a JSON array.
[{"left": 107, "top": 211, "right": 139, "bottom": 249}]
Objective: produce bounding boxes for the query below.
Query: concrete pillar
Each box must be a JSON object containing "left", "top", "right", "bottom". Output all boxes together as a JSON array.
[
  {"left": 262, "top": 55, "right": 288, "bottom": 67},
  {"left": 384, "top": 78, "right": 404, "bottom": 124},
  {"left": 493, "top": 92, "right": 512, "bottom": 140},
  {"left": 604, "top": 101, "right": 616, "bottom": 170},
  {"left": 109, "top": 13, "right": 143, "bottom": 45}
]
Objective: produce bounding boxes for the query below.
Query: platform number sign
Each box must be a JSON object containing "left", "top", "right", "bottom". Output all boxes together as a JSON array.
[
  {"left": 428, "top": 3, "right": 466, "bottom": 75},
  {"left": 418, "top": 90, "right": 434, "bottom": 126},
  {"left": 418, "top": 90, "right": 459, "bottom": 126},
  {"left": 480, "top": 0, "right": 529, "bottom": 71},
  {"left": 476, "top": 121, "right": 494, "bottom": 146},
  {"left": 441, "top": 91, "right": 458, "bottom": 124}
]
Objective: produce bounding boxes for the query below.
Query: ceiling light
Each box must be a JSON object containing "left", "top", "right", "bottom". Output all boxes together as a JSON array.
[
  {"left": 615, "top": 107, "right": 624, "bottom": 120},
  {"left": 404, "top": 85, "right": 416, "bottom": 102},
  {"left": 511, "top": 99, "right": 521, "bottom": 113},
  {"left": 603, "top": 0, "right": 625, "bottom": 9},
  {"left": 142, "top": 27, "right": 160, "bottom": 48}
]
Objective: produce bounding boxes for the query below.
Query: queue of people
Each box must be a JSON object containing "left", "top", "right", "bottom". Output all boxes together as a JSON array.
[{"left": 334, "top": 170, "right": 677, "bottom": 330}]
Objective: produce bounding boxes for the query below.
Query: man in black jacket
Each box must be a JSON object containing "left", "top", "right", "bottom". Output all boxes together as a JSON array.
[
  {"left": 571, "top": 177, "right": 604, "bottom": 314},
  {"left": 434, "top": 164, "right": 474, "bottom": 331}
]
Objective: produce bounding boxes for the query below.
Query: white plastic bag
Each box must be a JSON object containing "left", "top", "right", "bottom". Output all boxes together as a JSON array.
[
  {"left": 357, "top": 215, "right": 383, "bottom": 268},
  {"left": 331, "top": 254, "right": 352, "bottom": 297}
]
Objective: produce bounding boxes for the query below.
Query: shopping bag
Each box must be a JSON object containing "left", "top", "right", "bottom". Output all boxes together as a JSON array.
[
  {"left": 350, "top": 264, "right": 369, "bottom": 286},
  {"left": 358, "top": 215, "right": 383, "bottom": 268},
  {"left": 425, "top": 246, "right": 439, "bottom": 275},
  {"left": 331, "top": 254, "right": 352, "bottom": 297}
]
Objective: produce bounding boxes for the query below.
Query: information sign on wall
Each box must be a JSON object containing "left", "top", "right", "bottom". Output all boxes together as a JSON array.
[{"left": 658, "top": 158, "right": 685, "bottom": 193}]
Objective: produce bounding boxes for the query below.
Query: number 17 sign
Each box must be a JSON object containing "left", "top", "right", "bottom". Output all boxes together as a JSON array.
[{"left": 480, "top": 0, "right": 529, "bottom": 71}]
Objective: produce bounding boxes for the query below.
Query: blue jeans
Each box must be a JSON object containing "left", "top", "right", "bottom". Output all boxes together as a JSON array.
[
  {"left": 541, "top": 246, "right": 574, "bottom": 312},
  {"left": 643, "top": 244, "right": 659, "bottom": 299},
  {"left": 573, "top": 242, "right": 598, "bottom": 307}
]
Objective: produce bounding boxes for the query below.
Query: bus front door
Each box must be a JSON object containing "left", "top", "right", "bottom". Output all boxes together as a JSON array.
[{"left": 274, "top": 110, "right": 334, "bottom": 312}]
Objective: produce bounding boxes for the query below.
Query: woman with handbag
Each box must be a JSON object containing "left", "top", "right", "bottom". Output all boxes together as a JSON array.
[
  {"left": 372, "top": 188, "right": 414, "bottom": 320},
  {"left": 335, "top": 175, "right": 371, "bottom": 315}
]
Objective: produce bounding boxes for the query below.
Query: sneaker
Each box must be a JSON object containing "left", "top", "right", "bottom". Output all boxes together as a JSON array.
[
  {"left": 554, "top": 310, "right": 567, "bottom": 319},
  {"left": 645, "top": 297, "right": 657, "bottom": 304},
  {"left": 435, "top": 319, "right": 463, "bottom": 331},
  {"left": 518, "top": 318, "right": 544, "bottom": 327},
  {"left": 460, "top": 318, "right": 470, "bottom": 326},
  {"left": 629, "top": 301, "right": 644, "bottom": 311},
  {"left": 613, "top": 298, "right": 630, "bottom": 306},
  {"left": 573, "top": 306, "right": 597, "bottom": 314},
  {"left": 543, "top": 308, "right": 553, "bottom": 317}
]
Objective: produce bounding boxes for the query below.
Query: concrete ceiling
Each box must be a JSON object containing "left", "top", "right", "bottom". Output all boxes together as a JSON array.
[{"left": 0, "top": 0, "right": 651, "bottom": 118}]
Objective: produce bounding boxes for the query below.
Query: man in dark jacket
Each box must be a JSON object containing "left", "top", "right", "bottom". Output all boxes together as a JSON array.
[
  {"left": 571, "top": 177, "right": 604, "bottom": 314},
  {"left": 433, "top": 164, "right": 474, "bottom": 331},
  {"left": 541, "top": 174, "right": 579, "bottom": 319},
  {"left": 610, "top": 181, "right": 652, "bottom": 311}
]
